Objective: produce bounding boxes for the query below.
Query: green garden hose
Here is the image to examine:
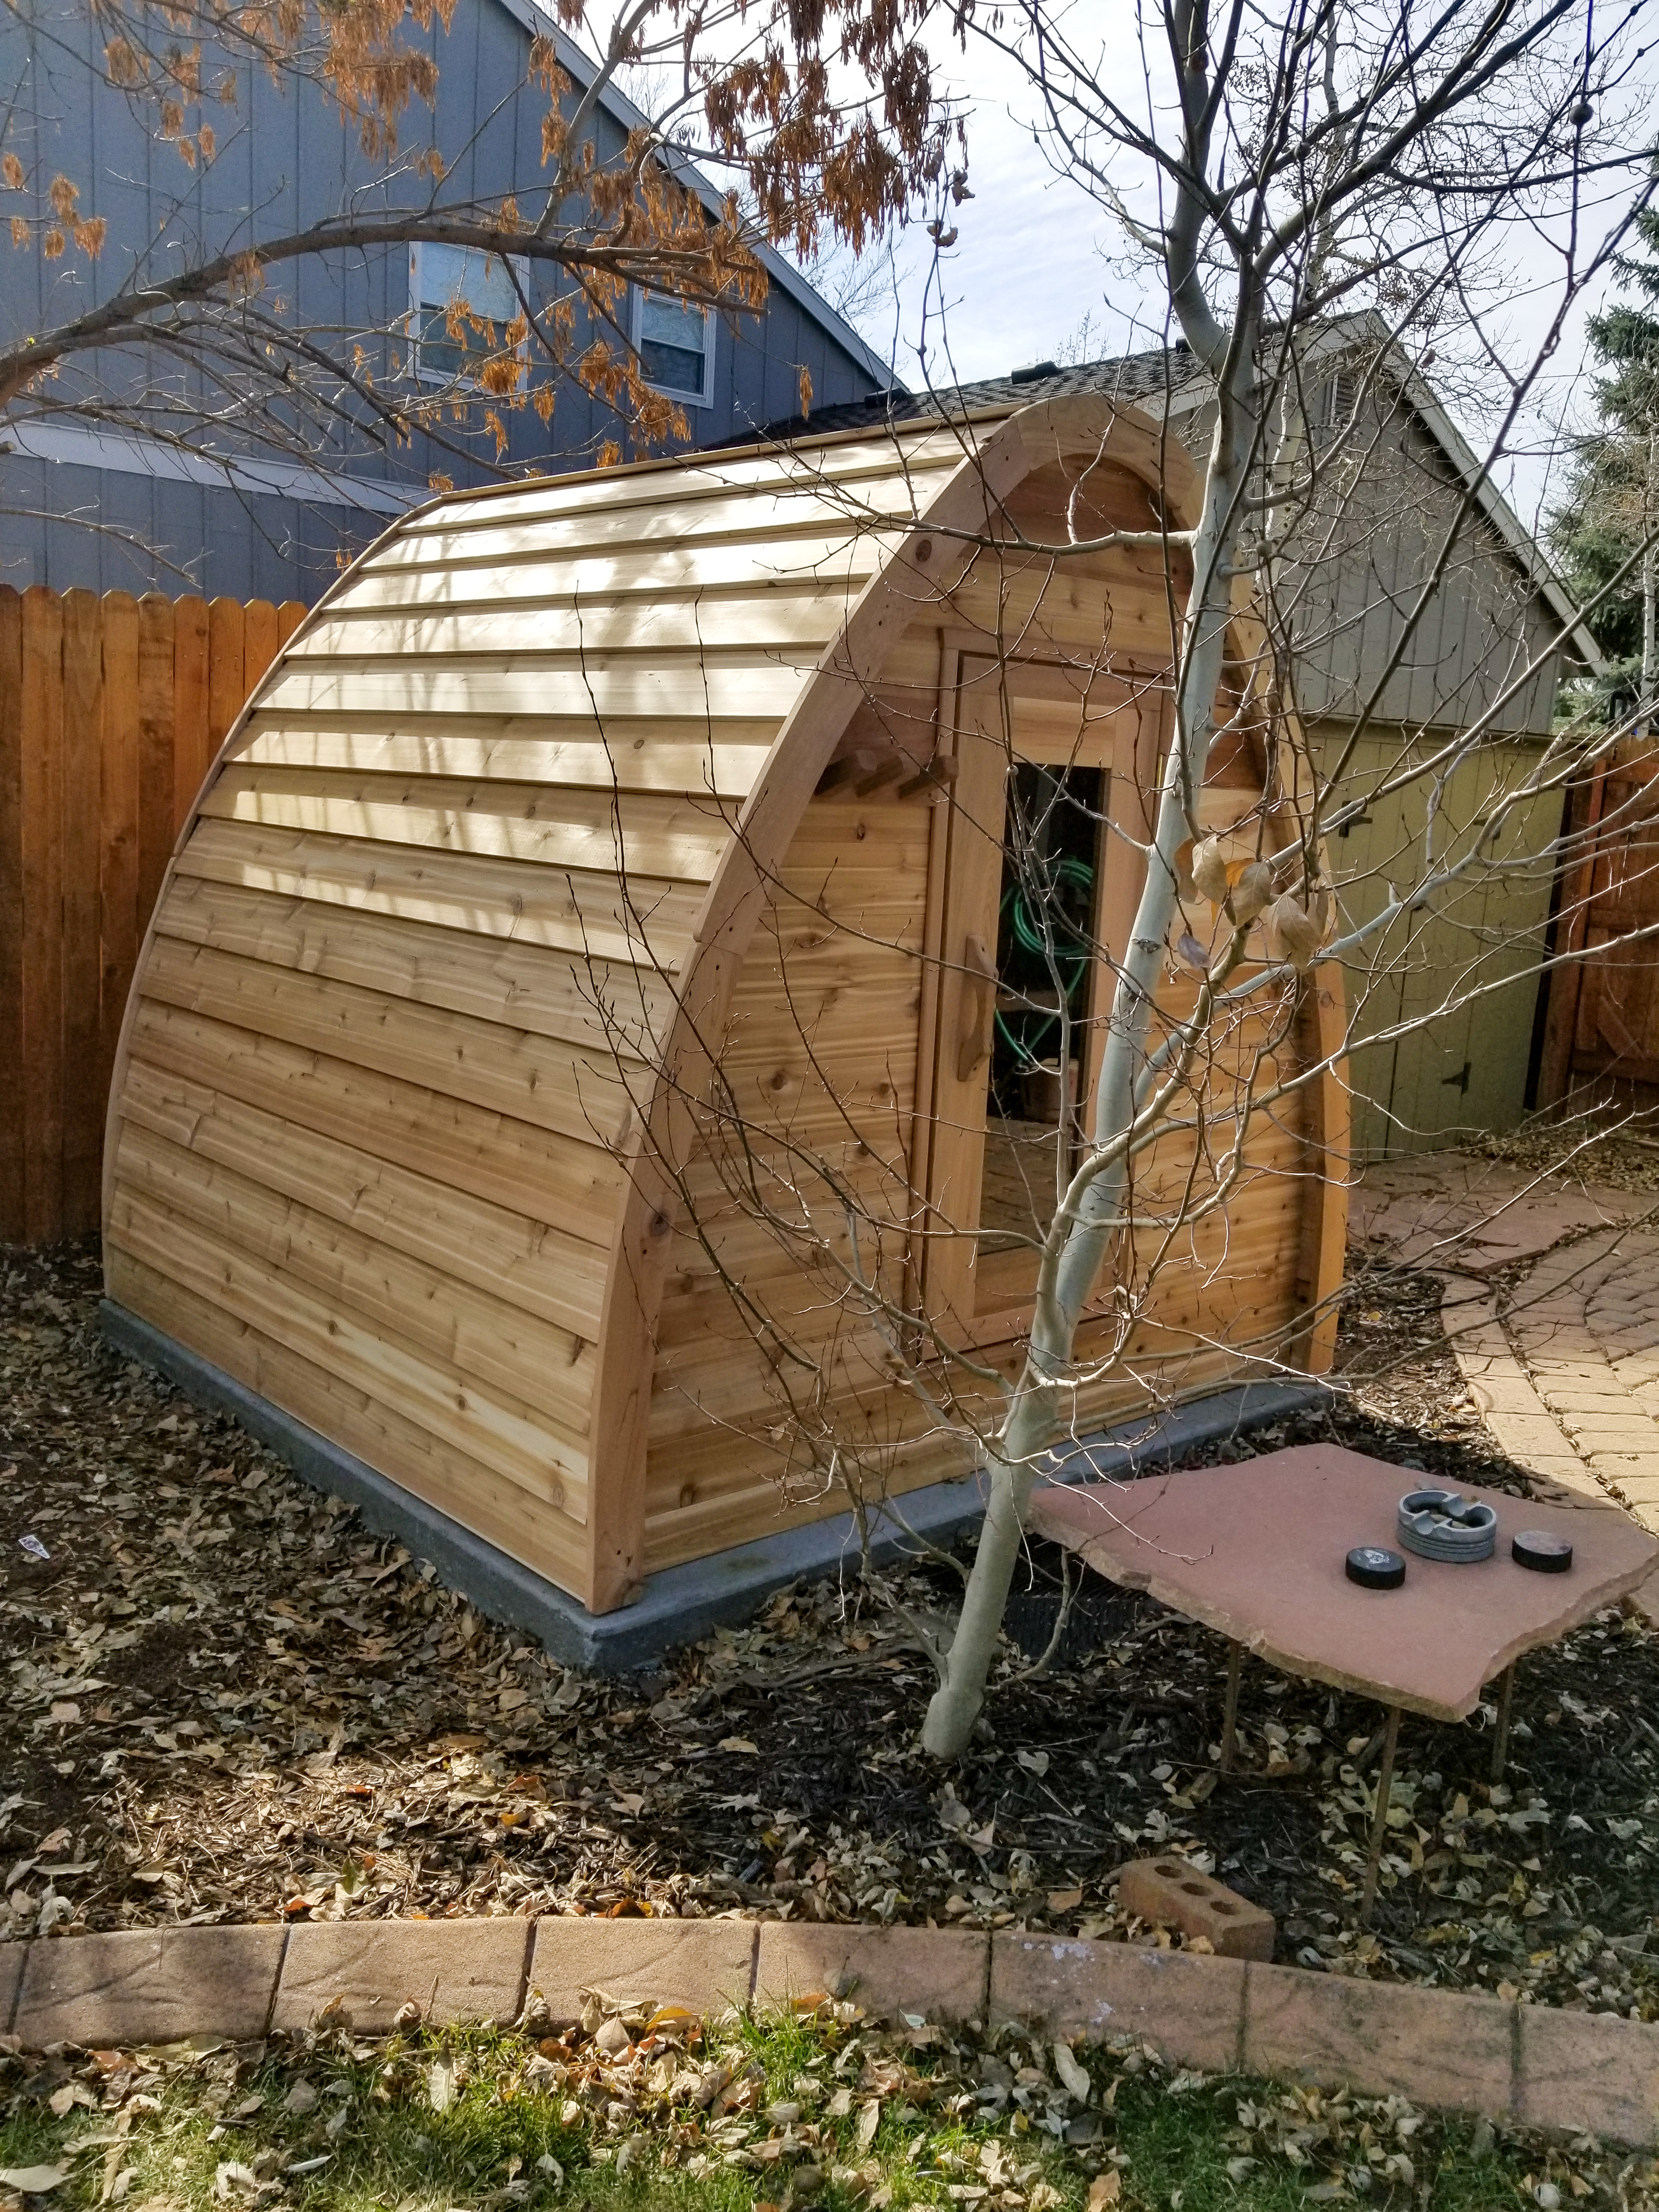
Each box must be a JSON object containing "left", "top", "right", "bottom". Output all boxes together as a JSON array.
[{"left": 993, "top": 855, "right": 1095, "bottom": 1069}]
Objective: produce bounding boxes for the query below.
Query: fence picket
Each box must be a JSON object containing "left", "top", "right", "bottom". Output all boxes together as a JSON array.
[
  {"left": 0, "top": 590, "right": 23, "bottom": 1237},
  {"left": 20, "top": 588, "right": 66, "bottom": 1243},
  {"left": 244, "top": 598, "right": 280, "bottom": 697},
  {"left": 172, "top": 597, "right": 210, "bottom": 834},
  {"left": 60, "top": 590, "right": 105, "bottom": 1232},
  {"left": 99, "top": 593, "right": 142, "bottom": 1210},
  {"left": 207, "top": 597, "right": 245, "bottom": 783},
  {"left": 137, "top": 596, "right": 176, "bottom": 928}
]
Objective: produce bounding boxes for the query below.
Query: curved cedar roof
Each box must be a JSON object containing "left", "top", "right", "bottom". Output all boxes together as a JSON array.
[{"left": 103, "top": 396, "right": 1261, "bottom": 1615}]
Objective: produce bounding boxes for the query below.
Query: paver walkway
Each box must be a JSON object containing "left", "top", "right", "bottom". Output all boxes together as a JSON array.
[
  {"left": 1357, "top": 1156, "right": 1659, "bottom": 1600},
  {"left": 1487, "top": 1225, "right": 1659, "bottom": 1533}
]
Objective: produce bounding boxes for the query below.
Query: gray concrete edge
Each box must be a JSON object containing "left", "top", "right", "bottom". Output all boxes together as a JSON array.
[{"left": 102, "top": 1298, "right": 1328, "bottom": 1672}]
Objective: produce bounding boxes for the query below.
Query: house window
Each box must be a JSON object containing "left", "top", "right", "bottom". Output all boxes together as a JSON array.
[
  {"left": 631, "top": 288, "right": 716, "bottom": 406},
  {"left": 408, "top": 242, "right": 527, "bottom": 384}
]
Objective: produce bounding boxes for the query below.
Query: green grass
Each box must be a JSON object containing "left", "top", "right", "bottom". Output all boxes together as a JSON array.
[{"left": 2, "top": 2001, "right": 1652, "bottom": 2212}]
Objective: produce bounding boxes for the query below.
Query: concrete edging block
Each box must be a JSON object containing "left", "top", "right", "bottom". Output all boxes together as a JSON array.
[
  {"left": 1244, "top": 1962, "right": 1515, "bottom": 2121},
  {"left": 15, "top": 1926, "right": 286, "bottom": 2048},
  {"left": 1516, "top": 2001, "right": 1659, "bottom": 2145},
  {"left": 272, "top": 1917, "right": 533, "bottom": 2034},
  {"left": 6, "top": 1918, "right": 1659, "bottom": 2146},
  {"left": 528, "top": 1917, "right": 758, "bottom": 2024},
  {"left": 0, "top": 1940, "right": 24, "bottom": 2036},
  {"left": 990, "top": 1934, "right": 1247, "bottom": 2074},
  {"left": 755, "top": 1924, "right": 988, "bottom": 2024}
]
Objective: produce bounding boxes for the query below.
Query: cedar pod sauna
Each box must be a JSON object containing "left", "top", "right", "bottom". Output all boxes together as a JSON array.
[{"left": 102, "top": 393, "right": 1348, "bottom": 1652}]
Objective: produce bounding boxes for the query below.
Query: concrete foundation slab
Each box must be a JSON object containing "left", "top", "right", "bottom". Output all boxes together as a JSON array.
[{"left": 102, "top": 1297, "right": 1328, "bottom": 1672}]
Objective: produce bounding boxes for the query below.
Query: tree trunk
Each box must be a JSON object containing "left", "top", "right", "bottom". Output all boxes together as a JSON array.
[{"left": 919, "top": 315, "right": 1260, "bottom": 1761}]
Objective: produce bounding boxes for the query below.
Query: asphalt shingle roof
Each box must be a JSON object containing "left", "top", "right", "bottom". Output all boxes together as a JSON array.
[{"left": 728, "top": 346, "right": 1206, "bottom": 443}]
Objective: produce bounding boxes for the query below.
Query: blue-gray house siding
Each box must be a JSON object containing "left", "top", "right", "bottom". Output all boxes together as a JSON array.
[{"left": 0, "top": 0, "right": 893, "bottom": 601}]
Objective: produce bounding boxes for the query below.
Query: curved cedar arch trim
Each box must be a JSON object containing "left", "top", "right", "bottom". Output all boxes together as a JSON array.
[{"left": 585, "top": 393, "right": 1348, "bottom": 1612}]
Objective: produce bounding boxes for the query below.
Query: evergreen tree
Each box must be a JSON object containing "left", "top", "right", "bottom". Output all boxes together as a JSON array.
[{"left": 1552, "top": 205, "right": 1659, "bottom": 699}]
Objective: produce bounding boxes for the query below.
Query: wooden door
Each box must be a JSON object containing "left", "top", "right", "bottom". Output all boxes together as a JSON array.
[{"left": 920, "top": 651, "right": 1166, "bottom": 1344}]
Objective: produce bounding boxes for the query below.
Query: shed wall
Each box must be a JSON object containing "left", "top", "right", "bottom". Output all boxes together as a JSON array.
[
  {"left": 1324, "top": 726, "right": 1560, "bottom": 1156},
  {"left": 103, "top": 431, "right": 969, "bottom": 1609}
]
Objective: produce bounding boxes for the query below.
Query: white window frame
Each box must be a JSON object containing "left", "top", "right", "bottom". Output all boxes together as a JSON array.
[
  {"left": 629, "top": 285, "right": 717, "bottom": 408},
  {"left": 407, "top": 241, "right": 531, "bottom": 388}
]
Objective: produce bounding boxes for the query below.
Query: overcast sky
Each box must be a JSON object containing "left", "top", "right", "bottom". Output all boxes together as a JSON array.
[{"left": 817, "top": 31, "right": 1652, "bottom": 544}]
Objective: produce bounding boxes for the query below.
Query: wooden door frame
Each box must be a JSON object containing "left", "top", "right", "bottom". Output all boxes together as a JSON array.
[{"left": 915, "top": 638, "right": 1170, "bottom": 1351}]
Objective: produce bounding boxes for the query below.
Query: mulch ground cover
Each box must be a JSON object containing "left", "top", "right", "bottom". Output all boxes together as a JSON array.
[{"left": 3, "top": 1234, "right": 1657, "bottom": 2023}]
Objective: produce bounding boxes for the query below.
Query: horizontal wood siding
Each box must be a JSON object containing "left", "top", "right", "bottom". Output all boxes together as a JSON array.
[
  {"left": 107, "top": 433, "right": 970, "bottom": 1608},
  {"left": 644, "top": 779, "right": 932, "bottom": 1554}
]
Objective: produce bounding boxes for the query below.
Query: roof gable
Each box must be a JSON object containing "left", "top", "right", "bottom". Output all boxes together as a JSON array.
[
  {"left": 479, "top": 0, "right": 898, "bottom": 395},
  {"left": 740, "top": 314, "right": 1594, "bottom": 667}
]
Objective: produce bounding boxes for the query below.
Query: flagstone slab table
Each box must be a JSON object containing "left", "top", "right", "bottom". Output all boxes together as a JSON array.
[{"left": 1030, "top": 1443, "right": 1658, "bottom": 1917}]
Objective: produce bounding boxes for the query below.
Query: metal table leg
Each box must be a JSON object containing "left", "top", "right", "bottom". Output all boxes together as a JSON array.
[
  {"left": 1360, "top": 1706, "right": 1401, "bottom": 1926},
  {"left": 1219, "top": 1640, "right": 1242, "bottom": 1772},
  {"left": 1491, "top": 1661, "right": 1517, "bottom": 1784}
]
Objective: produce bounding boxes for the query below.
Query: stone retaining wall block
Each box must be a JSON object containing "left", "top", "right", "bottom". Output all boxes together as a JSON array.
[
  {"left": 990, "top": 1936, "right": 1246, "bottom": 2073},
  {"left": 529, "top": 1918, "right": 757, "bottom": 2025},
  {"left": 272, "top": 1918, "right": 532, "bottom": 2035},
  {"left": 754, "top": 1924, "right": 988, "bottom": 2024},
  {"left": 1244, "top": 1963, "right": 1514, "bottom": 2120},
  {"left": 15, "top": 1927, "right": 285, "bottom": 2048},
  {"left": 1516, "top": 2002, "right": 1659, "bottom": 2145},
  {"left": 0, "top": 1941, "right": 24, "bottom": 2036}
]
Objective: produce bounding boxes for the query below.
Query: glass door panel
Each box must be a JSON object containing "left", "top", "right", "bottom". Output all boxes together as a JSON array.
[{"left": 976, "top": 761, "right": 1105, "bottom": 1302}]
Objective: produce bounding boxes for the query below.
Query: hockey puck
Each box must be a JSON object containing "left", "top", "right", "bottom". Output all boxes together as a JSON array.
[
  {"left": 1512, "top": 1529, "right": 1573, "bottom": 1573},
  {"left": 1346, "top": 1545, "right": 1406, "bottom": 1589}
]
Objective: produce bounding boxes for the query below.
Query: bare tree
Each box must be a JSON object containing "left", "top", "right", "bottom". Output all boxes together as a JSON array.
[{"left": 567, "top": 0, "right": 1659, "bottom": 1762}]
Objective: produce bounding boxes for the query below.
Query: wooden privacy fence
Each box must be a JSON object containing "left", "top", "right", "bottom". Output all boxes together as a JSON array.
[
  {"left": 0, "top": 586, "right": 306, "bottom": 1244},
  {"left": 1537, "top": 743, "right": 1659, "bottom": 1110}
]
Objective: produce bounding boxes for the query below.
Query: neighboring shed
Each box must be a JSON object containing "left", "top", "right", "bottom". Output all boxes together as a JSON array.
[{"left": 102, "top": 393, "right": 1347, "bottom": 1623}]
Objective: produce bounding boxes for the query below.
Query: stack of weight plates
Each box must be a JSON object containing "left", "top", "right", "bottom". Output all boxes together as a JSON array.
[{"left": 1396, "top": 1487, "right": 1497, "bottom": 1563}]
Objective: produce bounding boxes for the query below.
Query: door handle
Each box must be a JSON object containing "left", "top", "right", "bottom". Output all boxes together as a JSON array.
[{"left": 957, "top": 933, "right": 996, "bottom": 1083}]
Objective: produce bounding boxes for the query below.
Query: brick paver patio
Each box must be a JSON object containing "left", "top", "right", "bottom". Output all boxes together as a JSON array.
[
  {"left": 1448, "top": 1227, "right": 1659, "bottom": 1555},
  {"left": 1357, "top": 1155, "right": 1659, "bottom": 1616}
]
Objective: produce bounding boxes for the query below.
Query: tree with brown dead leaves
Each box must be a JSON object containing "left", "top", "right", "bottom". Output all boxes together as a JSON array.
[{"left": 0, "top": 0, "right": 956, "bottom": 519}]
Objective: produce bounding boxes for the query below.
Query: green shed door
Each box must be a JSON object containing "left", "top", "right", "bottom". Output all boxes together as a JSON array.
[{"left": 1330, "top": 736, "right": 1557, "bottom": 1160}]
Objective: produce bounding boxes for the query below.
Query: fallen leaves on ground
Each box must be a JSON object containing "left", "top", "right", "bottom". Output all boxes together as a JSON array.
[
  {"left": 1, "top": 1988, "right": 1654, "bottom": 2212},
  {"left": 2, "top": 1237, "right": 1657, "bottom": 2019}
]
